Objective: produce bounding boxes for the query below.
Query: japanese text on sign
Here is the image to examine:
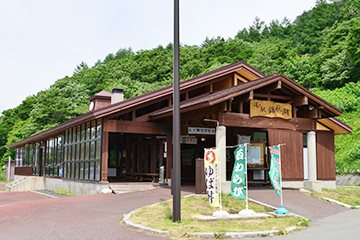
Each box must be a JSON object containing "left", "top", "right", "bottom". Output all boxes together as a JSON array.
[
  {"left": 204, "top": 149, "right": 220, "bottom": 207},
  {"left": 231, "top": 145, "right": 246, "bottom": 200},
  {"left": 250, "top": 99, "right": 292, "bottom": 120}
]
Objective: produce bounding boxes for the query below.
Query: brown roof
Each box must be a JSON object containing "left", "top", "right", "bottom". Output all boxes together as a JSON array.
[
  {"left": 9, "top": 61, "right": 262, "bottom": 148},
  {"left": 8, "top": 61, "right": 348, "bottom": 148},
  {"left": 87, "top": 89, "right": 111, "bottom": 101},
  {"left": 150, "top": 74, "right": 343, "bottom": 118}
]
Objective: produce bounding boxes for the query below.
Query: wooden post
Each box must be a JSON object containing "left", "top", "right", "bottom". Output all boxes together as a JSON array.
[
  {"left": 137, "top": 139, "right": 141, "bottom": 173},
  {"left": 151, "top": 137, "right": 156, "bottom": 173},
  {"left": 101, "top": 131, "right": 109, "bottom": 182}
]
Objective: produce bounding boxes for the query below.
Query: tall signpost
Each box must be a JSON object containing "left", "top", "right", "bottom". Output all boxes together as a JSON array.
[{"left": 172, "top": 0, "right": 181, "bottom": 222}]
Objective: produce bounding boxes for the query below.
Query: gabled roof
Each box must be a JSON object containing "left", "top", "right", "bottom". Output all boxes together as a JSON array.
[
  {"left": 9, "top": 61, "right": 263, "bottom": 148},
  {"left": 318, "top": 117, "right": 352, "bottom": 134},
  {"left": 91, "top": 61, "right": 265, "bottom": 118},
  {"left": 8, "top": 61, "right": 351, "bottom": 148},
  {"left": 149, "top": 74, "right": 343, "bottom": 119}
]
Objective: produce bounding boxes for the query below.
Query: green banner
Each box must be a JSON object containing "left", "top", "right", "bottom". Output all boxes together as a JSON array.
[
  {"left": 231, "top": 145, "right": 246, "bottom": 200},
  {"left": 269, "top": 145, "right": 282, "bottom": 196}
]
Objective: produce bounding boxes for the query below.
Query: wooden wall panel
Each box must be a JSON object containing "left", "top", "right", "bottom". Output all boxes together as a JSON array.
[
  {"left": 317, "top": 131, "right": 336, "bottom": 180},
  {"left": 268, "top": 129, "right": 303, "bottom": 181},
  {"left": 14, "top": 167, "right": 33, "bottom": 176},
  {"left": 219, "top": 112, "right": 315, "bottom": 132}
]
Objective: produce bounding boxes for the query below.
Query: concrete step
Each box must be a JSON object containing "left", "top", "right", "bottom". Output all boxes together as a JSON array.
[
  {"left": 109, "top": 183, "right": 157, "bottom": 194},
  {"left": 5, "top": 176, "right": 29, "bottom": 190}
]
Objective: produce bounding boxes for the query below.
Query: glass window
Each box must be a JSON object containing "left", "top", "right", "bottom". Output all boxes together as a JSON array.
[
  {"left": 71, "top": 145, "right": 75, "bottom": 161},
  {"left": 85, "top": 142, "right": 90, "bottom": 160},
  {"left": 91, "top": 121, "right": 96, "bottom": 139},
  {"left": 62, "top": 121, "right": 102, "bottom": 181},
  {"left": 95, "top": 140, "right": 101, "bottom": 160},
  {"left": 90, "top": 141, "right": 95, "bottom": 159},
  {"left": 90, "top": 162, "right": 95, "bottom": 180},
  {"left": 96, "top": 119, "right": 102, "bottom": 138},
  {"left": 72, "top": 127, "right": 76, "bottom": 143},
  {"left": 77, "top": 125, "right": 81, "bottom": 142},
  {"left": 64, "top": 129, "right": 68, "bottom": 144},
  {"left": 58, "top": 137, "right": 63, "bottom": 165},
  {"left": 79, "top": 162, "right": 84, "bottom": 179},
  {"left": 80, "top": 143, "right": 85, "bottom": 160},
  {"left": 76, "top": 144, "right": 80, "bottom": 161},
  {"left": 84, "top": 162, "right": 89, "bottom": 180},
  {"left": 81, "top": 124, "right": 86, "bottom": 141},
  {"left": 95, "top": 161, "right": 100, "bottom": 181},
  {"left": 68, "top": 128, "right": 72, "bottom": 144},
  {"left": 75, "top": 163, "right": 79, "bottom": 179}
]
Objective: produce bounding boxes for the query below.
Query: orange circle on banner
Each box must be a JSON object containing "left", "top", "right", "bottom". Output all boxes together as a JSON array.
[{"left": 205, "top": 151, "right": 216, "bottom": 164}]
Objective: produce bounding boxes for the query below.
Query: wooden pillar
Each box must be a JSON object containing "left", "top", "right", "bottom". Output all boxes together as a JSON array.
[
  {"left": 137, "top": 139, "right": 141, "bottom": 173},
  {"left": 126, "top": 139, "right": 130, "bottom": 173},
  {"left": 159, "top": 140, "right": 163, "bottom": 169},
  {"left": 144, "top": 141, "right": 149, "bottom": 173},
  {"left": 166, "top": 135, "right": 172, "bottom": 180},
  {"left": 101, "top": 131, "right": 109, "bottom": 182},
  {"left": 151, "top": 137, "right": 156, "bottom": 173},
  {"left": 132, "top": 142, "right": 135, "bottom": 173},
  {"left": 239, "top": 101, "right": 243, "bottom": 113}
]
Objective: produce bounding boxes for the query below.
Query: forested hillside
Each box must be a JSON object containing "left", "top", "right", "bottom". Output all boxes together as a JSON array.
[{"left": 1, "top": 0, "right": 359, "bottom": 174}]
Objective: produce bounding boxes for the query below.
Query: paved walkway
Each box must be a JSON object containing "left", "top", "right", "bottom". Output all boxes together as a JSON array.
[
  {"left": 250, "top": 209, "right": 360, "bottom": 240},
  {"left": 248, "top": 187, "right": 349, "bottom": 220},
  {"left": 0, "top": 186, "right": 193, "bottom": 240},
  {"left": 0, "top": 185, "right": 354, "bottom": 239}
]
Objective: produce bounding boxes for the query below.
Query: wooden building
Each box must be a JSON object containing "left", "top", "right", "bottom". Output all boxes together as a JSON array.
[{"left": 9, "top": 62, "right": 352, "bottom": 194}]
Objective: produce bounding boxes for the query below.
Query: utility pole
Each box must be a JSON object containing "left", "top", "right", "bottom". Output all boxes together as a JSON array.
[{"left": 172, "top": 0, "right": 181, "bottom": 222}]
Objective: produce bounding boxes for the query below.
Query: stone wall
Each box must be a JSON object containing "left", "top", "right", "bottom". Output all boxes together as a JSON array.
[{"left": 336, "top": 174, "right": 360, "bottom": 186}]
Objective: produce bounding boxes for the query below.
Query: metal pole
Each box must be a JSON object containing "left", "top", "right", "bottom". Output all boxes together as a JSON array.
[
  {"left": 245, "top": 143, "right": 249, "bottom": 210},
  {"left": 278, "top": 144, "right": 284, "bottom": 207},
  {"left": 172, "top": 0, "right": 181, "bottom": 222}
]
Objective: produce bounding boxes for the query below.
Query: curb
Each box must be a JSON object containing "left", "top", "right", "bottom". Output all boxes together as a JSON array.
[
  {"left": 322, "top": 197, "right": 360, "bottom": 209},
  {"left": 122, "top": 195, "right": 303, "bottom": 238},
  {"left": 123, "top": 210, "right": 169, "bottom": 235},
  {"left": 190, "top": 226, "right": 297, "bottom": 238},
  {"left": 29, "top": 190, "right": 58, "bottom": 198}
]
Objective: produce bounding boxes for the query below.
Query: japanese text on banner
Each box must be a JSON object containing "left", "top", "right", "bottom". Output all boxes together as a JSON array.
[
  {"left": 204, "top": 149, "right": 220, "bottom": 207},
  {"left": 269, "top": 146, "right": 282, "bottom": 196},
  {"left": 231, "top": 145, "right": 246, "bottom": 200}
]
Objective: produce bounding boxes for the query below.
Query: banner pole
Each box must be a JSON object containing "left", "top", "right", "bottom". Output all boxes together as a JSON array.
[
  {"left": 278, "top": 144, "right": 284, "bottom": 207},
  {"left": 245, "top": 143, "right": 249, "bottom": 210},
  {"left": 219, "top": 150, "right": 222, "bottom": 212},
  {"left": 274, "top": 144, "right": 289, "bottom": 214}
]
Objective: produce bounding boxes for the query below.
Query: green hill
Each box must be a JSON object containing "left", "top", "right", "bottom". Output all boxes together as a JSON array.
[{"left": 1, "top": 0, "right": 359, "bottom": 174}]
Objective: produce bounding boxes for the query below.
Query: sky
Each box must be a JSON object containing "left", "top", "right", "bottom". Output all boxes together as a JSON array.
[{"left": 0, "top": 0, "right": 320, "bottom": 115}]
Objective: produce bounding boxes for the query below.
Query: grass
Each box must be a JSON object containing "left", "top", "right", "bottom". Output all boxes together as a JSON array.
[
  {"left": 306, "top": 187, "right": 360, "bottom": 207},
  {"left": 53, "top": 189, "right": 74, "bottom": 196},
  {"left": 129, "top": 195, "right": 302, "bottom": 238}
]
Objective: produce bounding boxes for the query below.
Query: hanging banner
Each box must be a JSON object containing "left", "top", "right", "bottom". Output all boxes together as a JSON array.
[
  {"left": 250, "top": 99, "right": 292, "bottom": 120},
  {"left": 204, "top": 149, "right": 220, "bottom": 207},
  {"left": 231, "top": 145, "right": 246, "bottom": 200},
  {"left": 269, "top": 145, "right": 282, "bottom": 196}
]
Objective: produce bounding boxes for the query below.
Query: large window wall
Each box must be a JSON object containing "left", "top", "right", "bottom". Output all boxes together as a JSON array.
[
  {"left": 44, "top": 136, "right": 64, "bottom": 177},
  {"left": 15, "top": 144, "right": 39, "bottom": 176},
  {"left": 63, "top": 119, "right": 102, "bottom": 181}
]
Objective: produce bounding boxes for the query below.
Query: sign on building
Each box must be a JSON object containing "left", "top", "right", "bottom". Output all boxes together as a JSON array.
[{"left": 250, "top": 99, "right": 292, "bottom": 120}]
